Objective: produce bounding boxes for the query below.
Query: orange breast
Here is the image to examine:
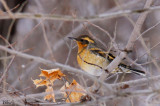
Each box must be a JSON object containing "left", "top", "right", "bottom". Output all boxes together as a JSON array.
[{"left": 77, "top": 48, "right": 109, "bottom": 76}]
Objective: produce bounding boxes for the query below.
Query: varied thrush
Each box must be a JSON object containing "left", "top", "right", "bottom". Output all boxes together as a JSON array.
[{"left": 69, "top": 35, "right": 145, "bottom": 76}]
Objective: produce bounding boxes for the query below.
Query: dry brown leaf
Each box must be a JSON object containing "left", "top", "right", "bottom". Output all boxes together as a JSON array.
[
  {"left": 39, "top": 68, "right": 65, "bottom": 83},
  {"left": 60, "top": 79, "right": 86, "bottom": 103},
  {"left": 44, "top": 86, "right": 55, "bottom": 102},
  {"left": 32, "top": 78, "right": 48, "bottom": 88},
  {"left": 32, "top": 68, "right": 65, "bottom": 102}
]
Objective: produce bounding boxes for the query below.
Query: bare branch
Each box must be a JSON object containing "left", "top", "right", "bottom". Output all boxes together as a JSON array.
[
  {"left": 0, "top": 0, "right": 14, "bottom": 19},
  {"left": 0, "top": 57, "right": 15, "bottom": 84},
  {"left": 106, "top": 0, "right": 153, "bottom": 74},
  {"left": 111, "top": 75, "right": 160, "bottom": 89},
  {"left": 0, "top": 45, "right": 112, "bottom": 91},
  {"left": 0, "top": 6, "right": 160, "bottom": 21}
]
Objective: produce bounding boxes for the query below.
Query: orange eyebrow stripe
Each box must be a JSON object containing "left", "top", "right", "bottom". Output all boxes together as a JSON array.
[{"left": 82, "top": 37, "right": 94, "bottom": 43}]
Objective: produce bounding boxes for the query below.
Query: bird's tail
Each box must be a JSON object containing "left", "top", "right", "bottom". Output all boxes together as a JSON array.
[{"left": 118, "top": 63, "right": 146, "bottom": 76}]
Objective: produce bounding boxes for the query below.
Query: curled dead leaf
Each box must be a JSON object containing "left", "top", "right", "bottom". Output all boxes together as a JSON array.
[
  {"left": 60, "top": 79, "right": 86, "bottom": 103},
  {"left": 44, "top": 86, "right": 55, "bottom": 102},
  {"left": 32, "top": 68, "right": 65, "bottom": 102}
]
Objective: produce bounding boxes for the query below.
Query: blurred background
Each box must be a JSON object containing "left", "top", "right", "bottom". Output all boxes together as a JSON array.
[{"left": 0, "top": 0, "right": 160, "bottom": 105}]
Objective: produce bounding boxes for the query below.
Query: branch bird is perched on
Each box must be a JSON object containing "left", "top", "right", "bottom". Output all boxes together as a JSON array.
[{"left": 69, "top": 35, "right": 145, "bottom": 76}]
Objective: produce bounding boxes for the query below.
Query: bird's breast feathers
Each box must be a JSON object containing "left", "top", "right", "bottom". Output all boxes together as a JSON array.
[{"left": 77, "top": 48, "right": 109, "bottom": 76}]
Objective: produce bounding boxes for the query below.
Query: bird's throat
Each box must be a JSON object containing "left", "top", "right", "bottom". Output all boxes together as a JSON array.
[{"left": 77, "top": 42, "right": 87, "bottom": 53}]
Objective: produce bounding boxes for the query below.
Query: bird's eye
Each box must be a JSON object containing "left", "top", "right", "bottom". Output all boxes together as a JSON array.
[
  {"left": 80, "top": 39, "right": 89, "bottom": 44},
  {"left": 80, "top": 39, "right": 84, "bottom": 42}
]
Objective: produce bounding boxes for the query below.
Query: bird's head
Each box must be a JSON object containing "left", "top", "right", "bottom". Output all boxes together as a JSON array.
[{"left": 68, "top": 35, "right": 96, "bottom": 49}]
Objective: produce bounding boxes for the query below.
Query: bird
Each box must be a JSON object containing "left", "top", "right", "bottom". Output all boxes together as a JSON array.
[{"left": 68, "top": 35, "right": 145, "bottom": 76}]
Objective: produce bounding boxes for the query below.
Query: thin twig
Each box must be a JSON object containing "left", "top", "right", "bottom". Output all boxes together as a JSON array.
[
  {"left": 136, "top": 20, "right": 160, "bottom": 40},
  {"left": 0, "top": 6, "right": 160, "bottom": 21},
  {"left": 111, "top": 75, "right": 160, "bottom": 89},
  {"left": 0, "top": 0, "right": 14, "bottom": 18},
  {"left": 41, "top": 21, "right": 55, "bottom": 60},
  {"left": 0, "top": 57, "right": 15, "bottom": 84}
]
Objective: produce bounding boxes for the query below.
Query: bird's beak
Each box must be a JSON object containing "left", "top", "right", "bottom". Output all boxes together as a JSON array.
[{"left": 68, "top": 37, "right": 77, "bottom": 41}]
